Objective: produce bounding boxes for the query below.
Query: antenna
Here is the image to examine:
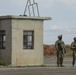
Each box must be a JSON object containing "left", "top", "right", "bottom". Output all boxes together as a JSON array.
[{"left": 23, "top": 0, "right": 40, "bottom": 17}]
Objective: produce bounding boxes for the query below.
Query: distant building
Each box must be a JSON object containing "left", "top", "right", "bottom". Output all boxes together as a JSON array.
[{"left": 0, "top": 16, "right": 51, "bottom": 66}]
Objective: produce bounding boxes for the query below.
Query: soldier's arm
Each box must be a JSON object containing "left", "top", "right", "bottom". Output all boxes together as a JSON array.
[
  {"left": 62, "top": 41, "right": 66, "bottom": 53},
  {"left": 71, "top": 43, "right": 74, "bottom": 51},
  {"left": 62, "top": 41, "right": 66, "bottom": 49},
  {"left": 55, "top": 41, "right": 59, "bottom": 51},
  {"left": 71, "top": 43, "right": 76, "bottom": 49}
]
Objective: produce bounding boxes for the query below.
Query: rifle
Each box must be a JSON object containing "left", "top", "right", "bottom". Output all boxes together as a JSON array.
[{"left": 58, "top": 43, "right": 66, "bottom": 53}]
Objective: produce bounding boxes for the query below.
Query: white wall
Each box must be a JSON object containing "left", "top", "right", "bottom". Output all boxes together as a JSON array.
[{"left": 11, "top": 19, "right": 44, "bottom": 66}]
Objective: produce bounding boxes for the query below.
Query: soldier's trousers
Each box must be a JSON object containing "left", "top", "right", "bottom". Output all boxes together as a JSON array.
[
  {"left": 72, "top": 51, "right": 76, "bottom": 66},
  {"left": 57, "top": 51, "right": 64, "bottom": 66}
]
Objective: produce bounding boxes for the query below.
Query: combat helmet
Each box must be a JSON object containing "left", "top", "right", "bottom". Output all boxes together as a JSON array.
[
  {"left": 58, "top": 35, "right": 62, "bottom": 39},
  {"left": 74, "top": 37, "right": 76, "bottom": 41}
]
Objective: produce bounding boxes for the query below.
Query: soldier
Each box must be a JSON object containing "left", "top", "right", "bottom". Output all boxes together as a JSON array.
[
  {"left": 71, "top": 37, "right": 76, "bottom": 67},
  {"left": 55, "top": 35, "right": 66, "bottom": 67}
]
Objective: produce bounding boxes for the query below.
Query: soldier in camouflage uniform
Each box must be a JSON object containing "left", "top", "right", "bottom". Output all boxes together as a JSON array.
[
  {"left": 55, "top": 35, "right": 66, "bottom": 67},
  {"left": 71, "top": 37, "right": 76, "bottom": 67}
]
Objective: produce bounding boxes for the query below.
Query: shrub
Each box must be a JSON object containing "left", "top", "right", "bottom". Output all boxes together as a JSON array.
[{"left": 44, "top": 44, "right": 72, "bottom": 56}]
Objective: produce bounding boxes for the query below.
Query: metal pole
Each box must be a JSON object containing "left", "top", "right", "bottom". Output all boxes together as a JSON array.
[
  {"left": 23, "top": 0, "right": 29, "bottom": 16},
  {"left": 36, "top": 3, "right": 40, "bottom": 17},
  {"left": 23, "top": 0, "right": 40, "bottom": 17},
  {"left": 32, "top": 4, "right": 35, "bottom": 16},
  {"left": 33, "top": 0, "right": 35, "bottom": 4},
  {"left": 28, "top": 5, "right": 31, "bottom": 16},
  {"left": 29, "top": 0, "right": 31, "bottom": 5}
]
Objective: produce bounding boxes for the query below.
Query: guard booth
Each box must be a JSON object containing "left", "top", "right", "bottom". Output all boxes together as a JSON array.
[{"left": 0, "top": 16, "right": 51, "bottom": 66}]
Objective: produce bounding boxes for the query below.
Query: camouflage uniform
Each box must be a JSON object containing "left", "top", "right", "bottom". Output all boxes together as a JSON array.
[
  {"left": 55, "top": 35, "right": 66, "bottom": 67},
  {"left": 71, "top": 37, "right": 76, "bottom": 66}
]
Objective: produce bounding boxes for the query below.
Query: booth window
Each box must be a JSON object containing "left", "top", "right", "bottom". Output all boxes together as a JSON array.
[
  {"left": 23, "top": 31, "right": 34, "bottom": 49},
  {"left": 0, "top": 30, "right": 6, "bottom": 49}
]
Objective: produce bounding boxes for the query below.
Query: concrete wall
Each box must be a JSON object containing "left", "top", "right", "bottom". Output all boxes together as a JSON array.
[
  {"left": 0, "top": 19, "right": 11, "bottom": 64},
  {"left": 0, "top": 16, "right": 51, "bottom": 66},
  {"left": 11, "top": 19, "right": 44, "bottom": 66}
]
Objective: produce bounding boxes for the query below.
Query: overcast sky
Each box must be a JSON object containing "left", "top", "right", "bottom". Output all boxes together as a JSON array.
[{"left": 0, "top": 0, "right": 76, "bottom": 44}]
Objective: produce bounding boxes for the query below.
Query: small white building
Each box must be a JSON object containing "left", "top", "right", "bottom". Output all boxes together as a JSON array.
[{"left": 0, "top": 16, "right": 51, "bottom": 66}]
